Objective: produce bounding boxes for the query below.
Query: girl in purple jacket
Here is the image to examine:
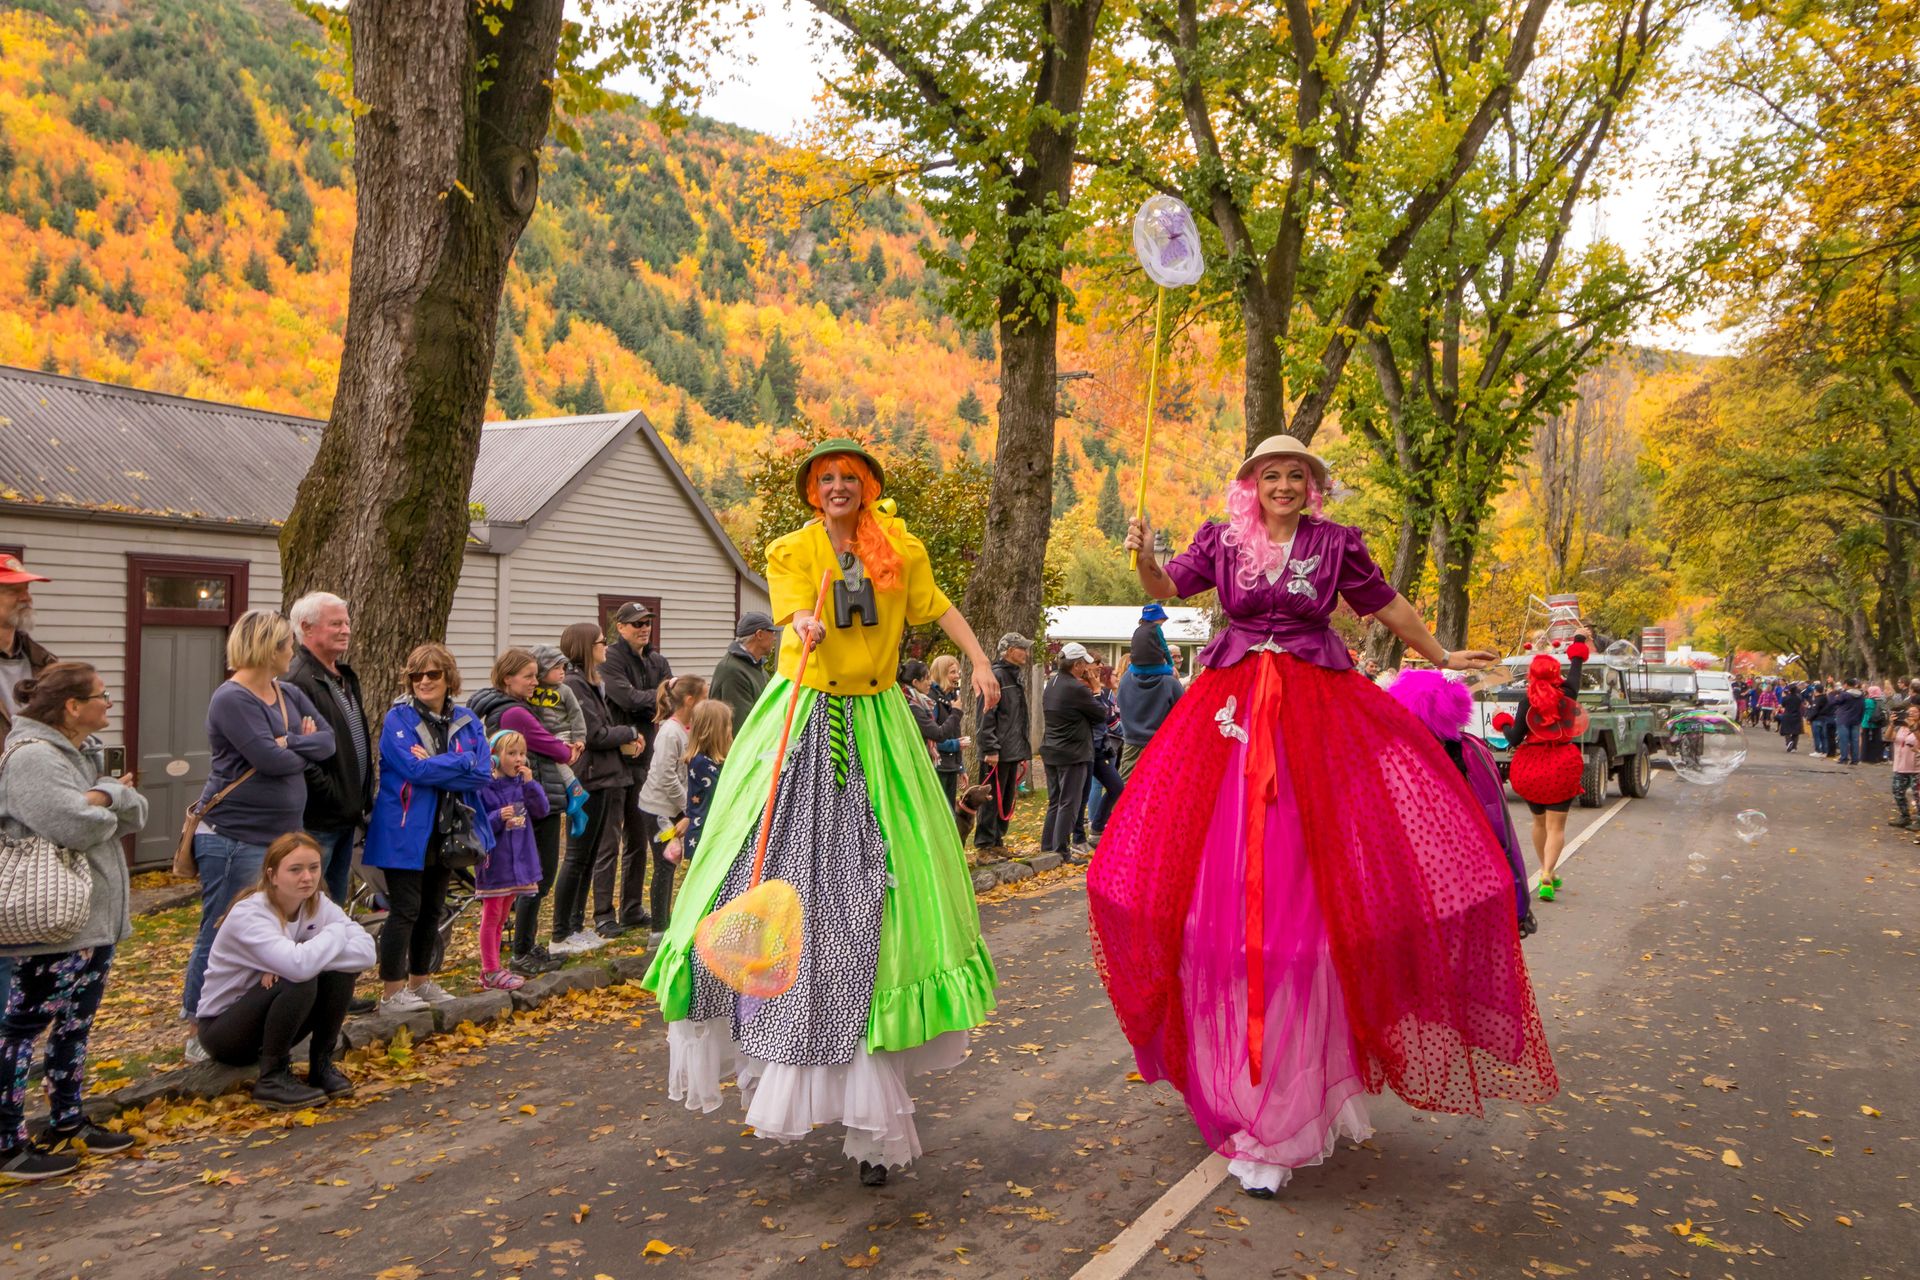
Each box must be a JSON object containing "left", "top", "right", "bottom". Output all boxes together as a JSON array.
[{"left": 477, "top": 732, "right": 549, "bottom": 991}]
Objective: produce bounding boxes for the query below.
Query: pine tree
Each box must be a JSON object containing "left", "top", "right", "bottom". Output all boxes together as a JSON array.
[
  {"left": 864, "top": 242, "right": 888, "bottom": 285},
  {"left": 703, "top": 362, "right": 736, "bottom": 421},
  {"left": 970, "top": 327, "right": 995, "bottom": 361},
  {"left": 1096, "top": 465, "right": 1126, "bottom": 541},
  {"left": 957, "top": 431, "right": 978, "bottom": 461},
  {"left": 753, "top": 373, "right": 779, "bottom": 424},
  {"left": 1051, "top": 441, "right": 1078, "bottom": 518},
  {"left": 24, "top": 254, "right": 48, "bottom": 296},
  {"left": 760, "top": 329, "right": 801, "bottom": 423},
  {"left": 490, "top": 313, "right": 533, "bottom": 418},
  {"left": 671, "top": 398, "right": 695, "bottom": 444},
  {"left": 575, "top": 362, "right": 607, "bottom": 415},
  {"left": 680, "top": 291, "right": 706, "bottom": 338},
  {"left": 242, "top": 248, "right": 272, "bottom": 292},
  {"left": 956, "top": 388, "right": 987, "bottom": 425},
  {"left": 548, "top": 309, "right": 572, "bottom": 345}
]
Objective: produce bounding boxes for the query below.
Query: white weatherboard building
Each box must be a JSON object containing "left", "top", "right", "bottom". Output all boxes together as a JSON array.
[
  {"left": 0, "top": 366, "right": 768, "bottom": 867},
  {"left": 1043, "top": 604, "right": 1212, "bottom": 671}
]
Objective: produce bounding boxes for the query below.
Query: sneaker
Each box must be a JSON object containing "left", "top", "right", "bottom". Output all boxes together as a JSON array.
[
  {"left": 184, "top": 1035, "right": 210, "bottom": 1065},
  {"left": 481, "top": 969, "right": 526, "bottom": 992},
  {"left": 1537, "top": 881, "right": 1556, "bottom": 903},
  {"left": 509, "top": 951, "right": 561, "bottom": 977},
  {"left": 306, "top": 1063, "right": 355, "bottom": 1098},
  {"left": 858, "top": 1159, "right": 888, "bottom": 1187},
  {"left": 560, "top": 929, "right": 608, "bottom": 954},
  {"left": 347, "top": 994, "right": 378, "bottom": 1016},
  {"left": 44, "top": 1121, "right": 136, "bottom": 1156},
  {"left": 408, "top": 981, "right": 456, "bottom": 1005},
  {"left": 1889, "top": 818, "right": 1912, "bottom": 828},
  {"left": 0, "top": 1143, "right": 79, "bottom": 1182},
  {"left": 594, "top": 923, "right": 628, "bottom": 941},
  {"left": 546, "top": 935, "right": 581, "bottom": 957},
  {"left": 379, "top": 988, "right": 430, "bottom": 1014},
  {"left": 252, "top": 1069, "right": 327, "bottom": 1112}
]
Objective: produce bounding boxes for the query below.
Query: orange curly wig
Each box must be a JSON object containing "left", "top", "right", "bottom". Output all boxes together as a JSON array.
[{"left": 804, "top": 454, "right": 902, "bottom": 591}]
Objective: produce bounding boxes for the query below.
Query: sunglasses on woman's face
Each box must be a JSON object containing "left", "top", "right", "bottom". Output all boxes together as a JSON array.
[{"left": 409, "top": 670, "right": 445, "bottom": 684}]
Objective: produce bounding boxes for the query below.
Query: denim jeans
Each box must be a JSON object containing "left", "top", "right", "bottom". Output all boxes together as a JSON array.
[
  {"left": 1812, "top": 721, "right": 1832, "bottom": 755},
  {"left": 308, "top": 826, "right": 358, "bottom": 905},
  {"left": 1836, "top": 722, "right": 1861, "bottom": 764},
  {"left": 182, "top": 832, "right": 268, "bottom": 1019}
]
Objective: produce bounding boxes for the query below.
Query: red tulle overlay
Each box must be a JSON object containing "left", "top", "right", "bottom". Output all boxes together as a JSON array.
[
  {"left": 1088, "top": 653, "right": 1559, "bottom": 1135},
  {"left": 1508, "top": 741, "right": 1584, "bottom": 806}
]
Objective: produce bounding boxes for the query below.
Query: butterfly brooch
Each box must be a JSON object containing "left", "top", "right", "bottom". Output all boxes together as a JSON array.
[
  {"left": 1215, "top": 696, "right": 1248, "bottom": 743},
  {"left": 1285, "top": 554, "right": 1321, "bottom": 597}
]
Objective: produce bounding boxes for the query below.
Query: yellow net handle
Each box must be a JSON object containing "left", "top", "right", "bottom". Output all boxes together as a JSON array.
[{"left": 748, "top": 567, "right": 833, "bottom": 888}]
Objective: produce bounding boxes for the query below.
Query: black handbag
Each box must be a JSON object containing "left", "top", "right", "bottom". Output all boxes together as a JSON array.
[{"left": 433, "top": 793, "right": 485, "bottom": 870}]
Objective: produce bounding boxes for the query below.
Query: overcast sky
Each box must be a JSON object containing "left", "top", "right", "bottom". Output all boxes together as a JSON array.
[{"left": 614, "top": 5, "right": 1734, "bottom": 357}]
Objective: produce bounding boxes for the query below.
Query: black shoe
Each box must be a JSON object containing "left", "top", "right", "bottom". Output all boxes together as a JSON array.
[
  {"left": 0, "top": 1143, "right": 79, "bottom": 1182},
  {"left": 594, "top": 923, "right": 629, "bottom": 940},
  {"left": 1243, "top": 1186, "right": 1277, "bottom": 1200},
  {"left": 252, "top": 1068, "right": 327, "bottom": 1112},
  {"left": 627, "top": 914, "right": 652, "bottom": 930},
  {"left": 44, "top": 1121, "right": 136, "bottom": 1156},
  {"left": 306, "top": 1063, "right": 355, "bottom": 1098},
  {"left": 1889, "top": 818, "right": 1911, "bottom": 828},
  {"left": 347, "top": 995, "right": 378, "bottom": 1016},
  {"left": 510, "top": 952, "right": 562, "bottom": 977},
  {"left": 858, "top": 1160, "right": 888, "bottom": 1187}
]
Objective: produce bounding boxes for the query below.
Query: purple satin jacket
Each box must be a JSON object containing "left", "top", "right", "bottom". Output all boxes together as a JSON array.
[{"left": 1164, "top": 516, "right": 1398, "bottom": 671}]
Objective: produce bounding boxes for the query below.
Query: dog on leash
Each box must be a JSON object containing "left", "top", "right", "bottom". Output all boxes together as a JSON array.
[{"left": 952, "top": 783, "right": 995, "bottom": 844}]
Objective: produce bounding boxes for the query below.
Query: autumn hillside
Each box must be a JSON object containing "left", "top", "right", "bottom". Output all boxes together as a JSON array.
[{"left": 0, "top": 0, "right": 1239, "bottom": 559}]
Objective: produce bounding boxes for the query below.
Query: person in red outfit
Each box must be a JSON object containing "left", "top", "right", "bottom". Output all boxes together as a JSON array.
[{"left": 1492, "top": 638, "right": 1590, "bottom": 902}]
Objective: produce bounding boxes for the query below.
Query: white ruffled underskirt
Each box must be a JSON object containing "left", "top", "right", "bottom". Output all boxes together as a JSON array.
[
  {"left": 1224, "top": 1096, "right": 1374, "bottom": 1192},
  {"left": 666, "top": 1019, "right": 970, "bottom": 1169}
]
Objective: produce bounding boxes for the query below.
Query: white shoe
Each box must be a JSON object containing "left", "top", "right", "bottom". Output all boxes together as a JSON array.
[
  {"left": 409, "top": 981, "right": 456, "bottom": 1005},
  {"left": 561, "top": 929, "right": 608, "bottom": 953},
  {"left": 184, "top": 1035, "right": 209, "bottom": 1065},
  {"left": 547, "top": 936, "right": 580, "bottom": 957},
  {"left": 648, "top": 931, "right": 664, "bottom": 949},
  {"left": 379, "top": 988, "right": 430, "bottom": 1014}
]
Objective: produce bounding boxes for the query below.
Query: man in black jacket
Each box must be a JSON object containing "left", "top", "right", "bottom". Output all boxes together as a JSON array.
[
  {"left": 598, "top": 601, "right": 673, "bottom": 934},
  {"left": 1040, "top": 643, "right": 1107, "bottom": 859},
  {"left": 973, "top": 632, "right": 1032, "bottom": 853},
  {"left": 286, "top": 592, "right": 373, "bottom": 905}
]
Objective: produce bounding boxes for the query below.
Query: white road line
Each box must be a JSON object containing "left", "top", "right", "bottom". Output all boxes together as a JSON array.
[
  {"left": 1080, "top": 794, "right": 1636, "bottom": 1278},
  {"left": 1527, "top": 795, "right": 1631, "bottom": 890},
  {"left": 1071, "top": 1153, "right": 1230, "bottom": 1280}
]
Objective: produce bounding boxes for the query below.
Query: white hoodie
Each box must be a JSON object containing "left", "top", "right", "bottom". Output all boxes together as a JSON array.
[{"left": 196, "top": 891, "right": 377, "bottom": 1021}]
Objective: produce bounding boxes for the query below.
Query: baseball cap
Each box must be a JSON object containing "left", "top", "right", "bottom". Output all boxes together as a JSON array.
[
  {"left": 613, "top": 601, "right": 653, "bottom": 624},
  {"left": 0, "top": 554, "right": 48, "bottom": 585},
  {"left": 1060, "top": 642, "right": 1095, "bottom": 663},
  {"left": 734, "top": 611, "right": 778, "bottom": 638}
]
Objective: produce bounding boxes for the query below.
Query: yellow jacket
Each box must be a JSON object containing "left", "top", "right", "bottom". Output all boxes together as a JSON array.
[{"left": 767, "top": 513, "right": 952, "bottom": 696}]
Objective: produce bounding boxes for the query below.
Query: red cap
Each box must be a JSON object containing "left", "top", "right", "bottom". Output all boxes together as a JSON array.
[{"left": 0, "top": 554, "right": 48, "bottom": 585}]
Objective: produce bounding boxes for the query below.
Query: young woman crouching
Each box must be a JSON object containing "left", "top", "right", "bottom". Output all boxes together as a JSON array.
[{"left": 195, "top": 833, "right": 376, "bottom": 1110}]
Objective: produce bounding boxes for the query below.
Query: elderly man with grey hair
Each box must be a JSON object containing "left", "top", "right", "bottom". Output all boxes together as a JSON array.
[
  {"left": 973, "top": 631, "right": 1033, "bottom": 852},
  {"left": 284, "top": 591, "right": 373, "bottom": 905}
]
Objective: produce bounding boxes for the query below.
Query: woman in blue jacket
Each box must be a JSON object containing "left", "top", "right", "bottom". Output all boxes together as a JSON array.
[{"left": 363, "top": 642, "right": 492, "bottom": 1014}]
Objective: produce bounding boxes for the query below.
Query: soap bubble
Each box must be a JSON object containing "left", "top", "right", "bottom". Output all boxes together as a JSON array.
[
  {"left": 1664, "top": 711, "right": 1747, "bottom": 785},
  {"left": 1687, "top": 851, "right": 1708, "bottom": 873},
  {"left": 1132, "top": 195, "right": 1205, "bottom": 287},
  {"left": 1733, "top": 809, "right": 1768, "bottom": 843},
  {"left": 1604, "top": 639, "right": 1642, "bottom": 670}
]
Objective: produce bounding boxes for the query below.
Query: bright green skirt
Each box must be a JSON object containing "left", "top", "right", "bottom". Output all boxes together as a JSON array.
[{"left": 643, "top": 678, "right": 998, "bottom": 1053}]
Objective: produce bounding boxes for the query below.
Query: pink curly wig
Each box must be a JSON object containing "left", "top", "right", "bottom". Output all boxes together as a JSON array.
[
  {"left": 1220, "top": 472, "right": 1325, "bottom": 591},
  {"left": 1386, "top": 668, "right": 1474, "bottom": 741}
]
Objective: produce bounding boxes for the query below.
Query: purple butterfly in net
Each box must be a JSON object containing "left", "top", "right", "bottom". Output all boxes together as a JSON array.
[{"left": 1132, "top": 195, "right": 1205, "bottom": 288}]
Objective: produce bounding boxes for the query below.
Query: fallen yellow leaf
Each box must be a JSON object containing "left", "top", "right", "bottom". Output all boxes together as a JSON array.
[
  {"left": 519, "top": 1104, "right": 537, "bottom": 1115},
  {"left": 1861, "top": 1105, "right": 1881, "bottom": 1117},
  {"left": 642, "top": 1240, "right": 674, "bottom": 1256},
  {"left": 1836, "top": 1215, "right": 1853, "bottom": 1227},
  {"left": 842, "top": 1246, "right": 881, "bottom": 1269},
  {"left": 1602, "top": 1190, "right": 1639, "bottom": 1206},
  {"left": 1722, "top": 1149, "right": 1744, "bottom": 1168},
  {"left": 375, "top": 1268, "right": 423, "bottom": 1280},
  {"left": 1006, "top": 1181, "right": 1034, "bottom": 1198}
]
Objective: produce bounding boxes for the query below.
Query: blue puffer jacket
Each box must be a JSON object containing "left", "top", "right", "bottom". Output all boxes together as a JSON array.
[{"left": 363, "top": 696, "right": 494, "bottom": 871}]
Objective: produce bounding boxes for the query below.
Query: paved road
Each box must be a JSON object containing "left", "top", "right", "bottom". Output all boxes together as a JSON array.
[{"left": 5, "top": 745, "right": 1915, "bottom": 1278}]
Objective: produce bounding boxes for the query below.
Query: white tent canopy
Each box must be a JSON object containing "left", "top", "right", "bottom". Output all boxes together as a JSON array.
[{"left": 1044, "top": 605, "right": 1213, "bottom": 645}]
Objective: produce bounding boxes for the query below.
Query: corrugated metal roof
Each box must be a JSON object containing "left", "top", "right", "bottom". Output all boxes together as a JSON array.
[
  {"left": 0, "top": 365, "right": 322, "bottom": 527},
  {"left": 0, "top": 367, "right": 632, "bottom": 529},
  {"left": 0, "top": 366, "right": 763, "bottom": 589},
  {"left": 467, "top": 413, "right": 635, "bottom": 525}
]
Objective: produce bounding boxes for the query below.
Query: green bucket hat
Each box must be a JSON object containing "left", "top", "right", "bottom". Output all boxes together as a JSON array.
[{"left": 794, "top": 437, "right": 885, "bottom": 504}]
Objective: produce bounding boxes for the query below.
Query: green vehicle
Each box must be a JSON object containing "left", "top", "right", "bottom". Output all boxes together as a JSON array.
[{"left": 1469, "top": 654, "right": 1677, "bottom": 807}]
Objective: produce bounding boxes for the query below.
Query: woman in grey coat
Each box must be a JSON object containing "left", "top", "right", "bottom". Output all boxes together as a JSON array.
[{"left": 0, "top": 662, "right": 148, "bottom": 1181}]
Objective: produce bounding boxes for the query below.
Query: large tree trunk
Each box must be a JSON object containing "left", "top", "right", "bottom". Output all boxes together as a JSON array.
[
  {"left": 1362, "top": 514, "right": 1429, "bottom": 667},
  {"left": 959, "top": 0, "right": 1102, "bottom": 684},
  {"left": 280, "top": 0, "right": 564, "bottom": 701},
  {"left": 1242, "top": 284, "right": 1289, "bottom": 447},
  {"left": 1430, "top": 514, "right": 1475, "bottom": 649}
]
